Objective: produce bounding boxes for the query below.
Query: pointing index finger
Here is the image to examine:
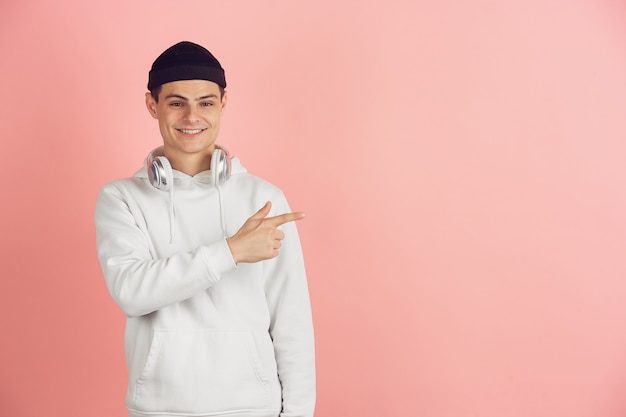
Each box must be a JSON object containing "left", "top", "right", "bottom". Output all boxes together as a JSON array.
[{"left": 265, "top": 212, "right": 305, "bottom": 227}]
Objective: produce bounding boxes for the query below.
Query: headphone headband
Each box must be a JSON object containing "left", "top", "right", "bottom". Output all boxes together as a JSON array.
[{"left": 146, "top": 145, "right": 231, "bottom": 191}]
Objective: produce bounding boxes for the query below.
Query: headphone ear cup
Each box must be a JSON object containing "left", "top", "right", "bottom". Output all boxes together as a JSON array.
[
  {"left": 147, "top": 155, "right": 173, "bottom": 191},
  {"left": 211, "top": 147, "right": 231, "bottom": 186}
]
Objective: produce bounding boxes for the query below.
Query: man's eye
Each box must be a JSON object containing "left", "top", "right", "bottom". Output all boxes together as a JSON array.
[
  {"left": 170, "top": 102, "right": 182, "bottom": 107},
  {"left": 201, "top": 102, "right": 213, "bottom": 107}
]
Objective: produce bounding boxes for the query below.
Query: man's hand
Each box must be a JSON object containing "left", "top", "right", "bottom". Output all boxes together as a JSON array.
[{"left": 226, "top": 201, "right": 305, "bottom": 264}]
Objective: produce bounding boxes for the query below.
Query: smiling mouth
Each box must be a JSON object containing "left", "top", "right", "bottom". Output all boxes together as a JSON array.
[{"left": 176, "top": 128, "right": 206, "bottom": 135}]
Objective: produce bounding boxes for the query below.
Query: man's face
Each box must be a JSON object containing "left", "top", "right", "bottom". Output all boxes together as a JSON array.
[{"left": 145, "top": 79, "right": 227, "bottom": 161}]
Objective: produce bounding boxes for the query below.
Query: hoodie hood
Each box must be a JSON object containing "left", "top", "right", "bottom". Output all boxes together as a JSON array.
[{"left": 134, "top": 146, "right": 248, "bottom": 243}]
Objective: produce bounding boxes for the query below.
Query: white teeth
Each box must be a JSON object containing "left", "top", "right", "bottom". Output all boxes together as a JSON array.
[{"left": 178, "top": 129, "right": 203, "bottom": 134}]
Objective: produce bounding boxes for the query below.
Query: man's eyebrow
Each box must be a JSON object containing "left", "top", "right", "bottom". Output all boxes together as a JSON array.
[
  {"left": 197, "top": 94, "right": 219, "bottom": 100},
  {"left": 164, "top": 94, "right": 189, "bottom": 101},
  {"left": 163, "top": 93, "right": 219, "bottom": 101}
]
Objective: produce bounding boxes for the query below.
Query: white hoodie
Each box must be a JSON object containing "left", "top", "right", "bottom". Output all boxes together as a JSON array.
[{"left": 95, "top": 152, "right": 315, "bottom": 417}]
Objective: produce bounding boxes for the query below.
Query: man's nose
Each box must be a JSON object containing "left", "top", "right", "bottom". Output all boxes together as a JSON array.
[{"left": 184, "top": 106, "right": 200, "bottom": 122}]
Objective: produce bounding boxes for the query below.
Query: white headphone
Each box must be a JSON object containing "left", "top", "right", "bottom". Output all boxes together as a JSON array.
[{"left": 146, "top": 145, "right": 232, "bottom": 191}]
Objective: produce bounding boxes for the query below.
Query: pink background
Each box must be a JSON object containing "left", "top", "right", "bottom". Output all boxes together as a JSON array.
[{"left": 2, "top": 0, "right": 626, "bottom": 416}]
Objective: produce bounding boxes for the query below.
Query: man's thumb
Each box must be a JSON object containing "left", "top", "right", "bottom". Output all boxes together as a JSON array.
[{"left": 251, "top": 201, "right": 272, "bottom": 219}]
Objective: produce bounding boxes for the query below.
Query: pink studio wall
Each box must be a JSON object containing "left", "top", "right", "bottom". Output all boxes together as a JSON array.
[{"left": 1, "top": 0, "right": 626, "bottom": 416}]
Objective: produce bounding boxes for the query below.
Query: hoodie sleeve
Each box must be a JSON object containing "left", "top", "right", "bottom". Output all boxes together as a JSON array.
[
  {"left": 264, "top": 195, "right": 316, "bottom": 417},
  {"left": 95, "top": 182, "right": 237, "bottom": 317}
]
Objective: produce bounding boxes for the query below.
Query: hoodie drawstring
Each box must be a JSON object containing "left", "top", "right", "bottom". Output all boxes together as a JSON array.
[
  {"left": 168, "top": 182, "right": 176, "bottom": 244},
  {"left": 216, "top": 184, "right": 227, "bottom": 238}
]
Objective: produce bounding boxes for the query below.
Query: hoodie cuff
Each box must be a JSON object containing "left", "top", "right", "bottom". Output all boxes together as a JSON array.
[{"left": 200, "top": 239, "right": 238, "bottom": 284}]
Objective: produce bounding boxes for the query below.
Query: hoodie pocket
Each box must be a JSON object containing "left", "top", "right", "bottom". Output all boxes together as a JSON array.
[{"left": 133, "top": 329, "right": 270, "bottom": 413}]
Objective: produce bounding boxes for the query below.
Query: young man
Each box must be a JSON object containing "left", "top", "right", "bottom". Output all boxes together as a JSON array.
[{"left": 95, "top": 41, "right": 315, "bottom": 417}]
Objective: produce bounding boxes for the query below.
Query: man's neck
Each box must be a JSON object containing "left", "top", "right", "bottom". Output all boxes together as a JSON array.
[{"left": 165, "top": 149, "right": 212, "bottom": 177}]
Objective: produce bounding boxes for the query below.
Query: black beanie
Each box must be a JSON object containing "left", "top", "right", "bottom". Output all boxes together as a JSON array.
[{"left": 147, "top": 41, "right": 226, "bottom": 90}]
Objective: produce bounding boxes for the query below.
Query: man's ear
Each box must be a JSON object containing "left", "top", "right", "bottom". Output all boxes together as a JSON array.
[
  {"left": 145, "top": 92, "right": 158, "bottom": 119},
  {"left": 220, "top": 90, "right": 228, "bottom": 114}
]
